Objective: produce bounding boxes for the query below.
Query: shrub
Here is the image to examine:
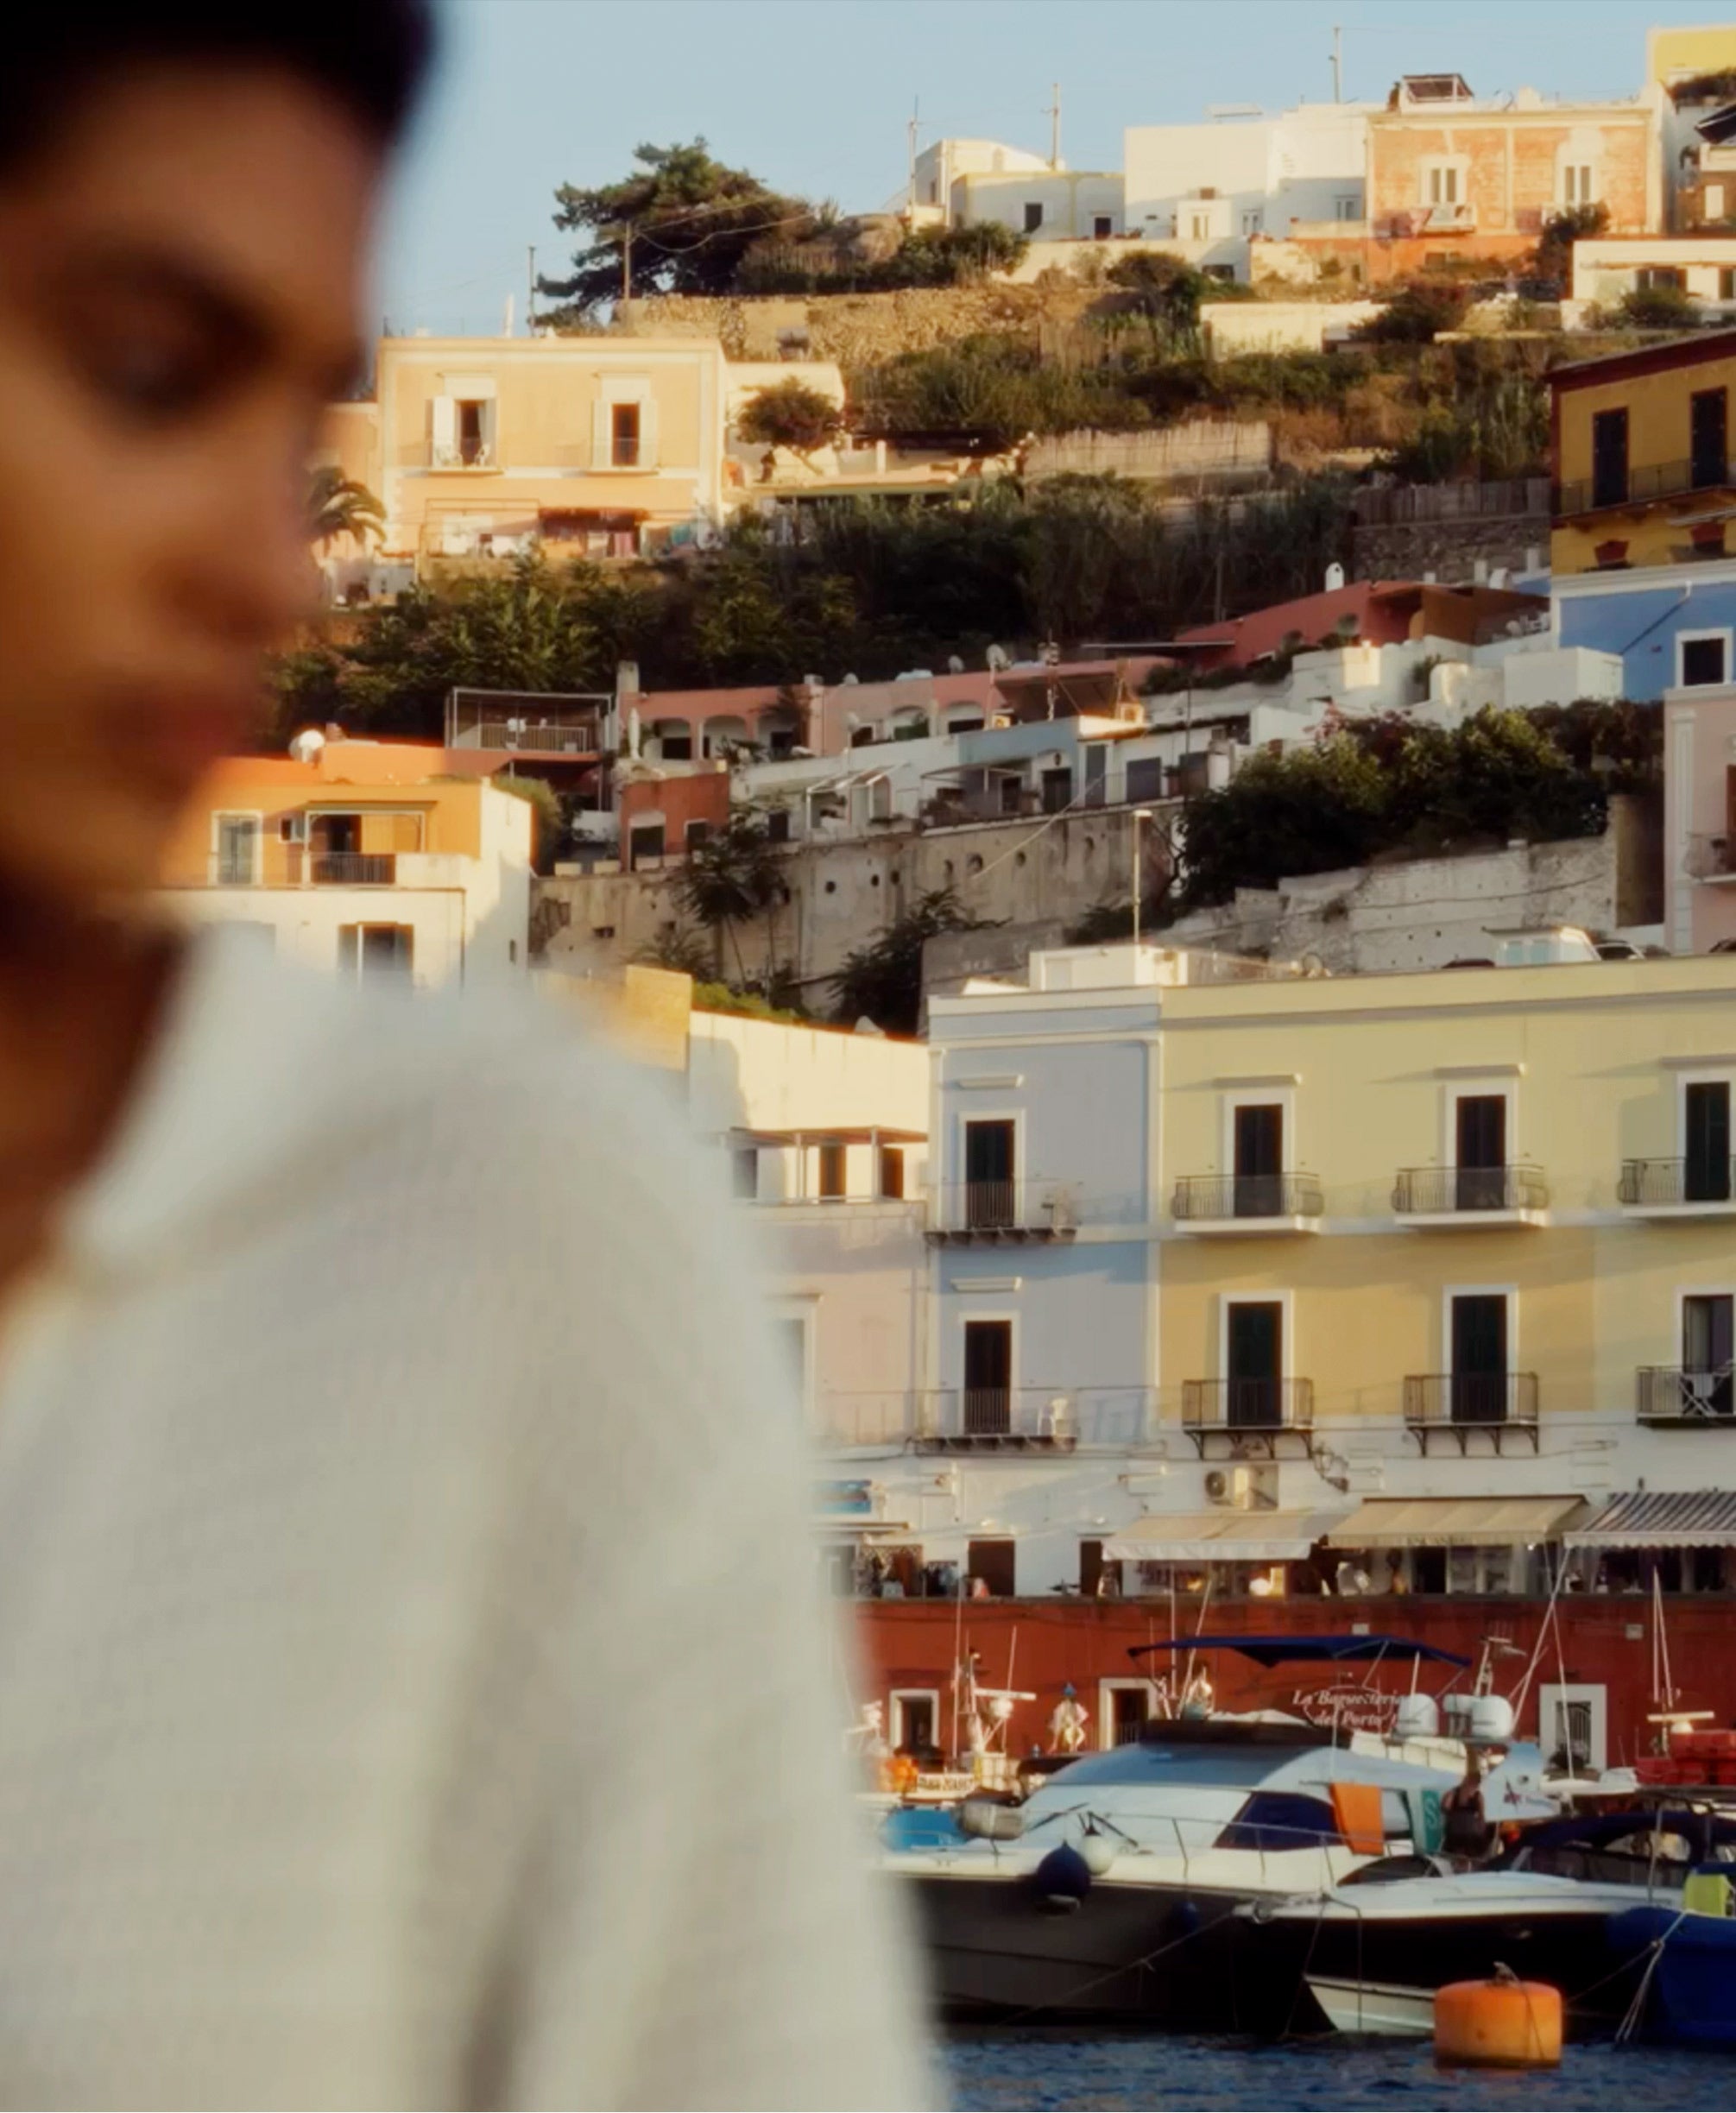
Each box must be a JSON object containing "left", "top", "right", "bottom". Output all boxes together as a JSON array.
[
  {"left": 1354, "top": 281, "right": 1471, "bottom": 344},
  {"left": 737, "top": 377, "right": 843, "bottom": 453},
  {"left": 1615, "top": 282, "right": 1699, "bottom": 330}
]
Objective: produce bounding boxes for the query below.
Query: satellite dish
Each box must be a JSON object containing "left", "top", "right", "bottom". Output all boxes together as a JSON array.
[
  {"left": 288, "top": 728, "right": 326, "bottom": 764},
  {"left": 1324, "top": 562, "right": 1346, "bottom": 591},
  {"left": 986, "top": 644, "right": 1010, "bottom": 672},
  {"left": 948, "top": 655, "right": 965, "bottom": 674}
]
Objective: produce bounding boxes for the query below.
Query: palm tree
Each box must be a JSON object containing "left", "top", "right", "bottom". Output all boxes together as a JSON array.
[
  {"left": 308, "top": 465, "right": 385, "bottom": 549},
  {"left": 674, "top": 808, "right": 786, "bottom": 985}
]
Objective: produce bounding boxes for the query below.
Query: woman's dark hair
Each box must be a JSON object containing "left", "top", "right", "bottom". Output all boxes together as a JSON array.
[{"left": 5, "top": 4, "right": 435, "bottom": 169}]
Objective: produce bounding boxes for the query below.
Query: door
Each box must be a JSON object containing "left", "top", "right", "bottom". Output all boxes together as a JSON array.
[
  {"left": 1682, "top": 1294, "right": 1735, "bottom": 1416},
  {"left": 1450, "top": 1293, "right": 1509, "bottom": 1424},
  {"left": 963, "top": 1320, "right": 1012, "bottom": 1435},
  {"left": 891, "top": 1693, "right": 937, "bottom": 1756},
  {"left": 1227, "top": 1300, "right": 1282, "bottom": 1427},
  {"left": 1684, "top": 1081, "right": 1732, "bottom": 1203},
  {"left": 1455, "top": 1094, "right": 1507, "bottom": 1211},
  {"left": 1693, "top": 388, "right": 1729, "bottom": 491},
  {"left": 1592, "top": 407, "right": 1629, "bottom": 509},
  {"left": 963, "top": 1120, "right": 1015, "bottom": 1228},
  {"left": 1108, "top": 1686, "right": 1150, "bottom": 1747},
  {"left": 1041, "top": 766, "right": 1073, "bottom": 814},
  {"left": 966, "top": 1536, "right": 1016, "bottom": 1595},
  {"left": 215, "top": 815, "right": 258, "bottom": 886},
  {"left": 1538, "top": 1683, "right": 1607, "bottom": 1774},
  {"left": 1234, "top": 1103, "right": 1284, "bottom": 1217},
  {"left": 817, "top": 1141, "right": 847, "bottom": 1200}
]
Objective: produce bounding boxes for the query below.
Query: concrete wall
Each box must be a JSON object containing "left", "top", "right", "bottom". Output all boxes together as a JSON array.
[
  {"left": 1025, "top": 419, "right": 1272, "bottom": 483},
  {"left": 534, "top": 802, "right": 1181, "bottom": 1003},
  {"left": 1664, "top": 683, "right": 1736, "bottom": 951},
  {"left": 1200, "top": 300, "right": 1383, "bottom": 356},
  {"left": 1161, "top": 828, "right": 1638, "bottom": 975},
  {"left": 688, "top": 1009, "right": 928, "bottom": 1135},
  {"left": 167, "top": 885, "right": 471, "bottom": 987},
  {"left": 953, "top": 169, "right": 1125, "bottom": 240},
  {"left": 1574, "top": 237, "right": 1736, "bottom": 304},
  {"left": 1367, "top": 102, "right": 1657, "bottom": 239}
]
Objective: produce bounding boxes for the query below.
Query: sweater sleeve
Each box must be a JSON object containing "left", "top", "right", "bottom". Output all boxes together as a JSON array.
[{"left": 488, "top": 1056, "right": 937, "bottom": 2112}]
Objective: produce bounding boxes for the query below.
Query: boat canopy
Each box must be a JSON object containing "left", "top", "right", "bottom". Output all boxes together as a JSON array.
[{"left": 1128, "top": 1634, "right": 1471, "bottom": 1668}]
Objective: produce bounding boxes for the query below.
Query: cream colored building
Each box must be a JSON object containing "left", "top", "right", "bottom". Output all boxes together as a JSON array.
[{"left": 326, "top": 335, "right": 729, "bottom": 571}]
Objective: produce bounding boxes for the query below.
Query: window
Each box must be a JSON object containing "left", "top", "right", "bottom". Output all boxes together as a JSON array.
[
  {"left": 817, "top": 1141, "right": 847, "bottom": 1200},
  {"left": 1680, "top": 631, "right": 1730, "bottom": 687},
  {"left": 684, "top": 819, "right": 713, "bottom": 852},
  {"left": 1682, "top": 1294, "right": 1734, "bottom": 1416},
  {"left": 962, "top": 1321, "right": 1012, "bottom": 1435},
  {"left": 1102, "top": 1681, "right": 1152, "bottom": 1747},
  {"left": 1685, "top": 1081, "right": 1732, "bottom": 1202},
  {"left": 1216, "top": 1793, "right": 1341, "bottom": 1853},
  {"left": 610, "top": 401, "right": 641, "bottom": 468},
  {"left": 1639, "top": 266, "right": 1686, "bottom": 292},
  {"left": 1425, "top": 161, "right": 1460, "bottom": 205},
  {"left": 963, "top": 1119, "right": 1015, "bottom": 1227},
  {"left": 1335, "top": 194, "right": 1359, "bottom": 221},
  {"left": 1592, "top": 407, "right": 1629, "bottom": 508},
  {"left": 879, "top": 1145, "right": 906, "bottom": 1200},
  {"left": 339, "top": 924, "right": 413, "bottom": 980},
  {"left": 456, "top": 399, "right": 489, "bottom": 466},
  {"left": 1233, "top": 1102, "right": 1284, "bottom": 1217},
  {"left": 1125, "top": 756, "right": 1165, "bottom": 804},
  {"left": 765, "top": 809, "right": 791, "bottom": 844},
  {"left": 1187, "top": 211, "right": 1214, "bottom": 240},
  {"left": 1241, "top": 209, "right": 1263, "bottom": 236},
  {"left": 1710, "top": 186, "right": 1729, "bottom": 223},
  {"left": 214, "top": 813, "right": 259, "bottom": 886},
  {"left": 1449, "top": 1291, "right": 1510, "bottom": 1424},
  {"left": 1093, "top": 215, "right": 1113, "bottom": 240},
  {"left": 1023, "top": 201, "right": 1044, "bottom": 233},
  {"left": 627, "top": 822, "right": 665, "bottom": 869},
  {"left": 731, "top": 1147, "right": 758, "bottom": 1200},
  {"left": 1041, "top": 766, "right": 1073, "bottom": 814},
  {"left": 657, "top": 727, "right": 692, "bottom": 762},
  {"left": 1539, "top": 1684, "right": 1607, "bottom": 1774},
  {"left": 1561, "top": 163, "right": 1595, "bottom": 208},
  {"left": 1723, "top": 268, "right": 1736, "bottom": 301},
  {"left": 967, "top": 1536, "right": 1016, "bottom": 1597}
]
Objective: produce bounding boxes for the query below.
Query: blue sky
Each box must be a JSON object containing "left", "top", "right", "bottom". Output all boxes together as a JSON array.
[{"left": 376, "top": 0, "right": 1736, "bottom": 334}]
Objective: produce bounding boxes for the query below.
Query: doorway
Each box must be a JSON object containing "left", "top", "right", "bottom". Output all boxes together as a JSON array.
[
  {"left": 1233, "top": 1103, "right": 1284, "bottom": 1217},
  {"left": 963, "top": 1320, "right": 1012, "bottom": 1435},
  {"left": 1538, "top": 1682, "right": 1607, "bottom": 1773},
  {"left": 1455, "top": 1094, "right": 1507, "bottom": 1211},
  {"left": 1450, "top": 1292, "right": 1509, "bottom": 1423},
  {"left": 963, "top": 1120, "right": 1015, "bottom": 1228},
  {"left": 1685, "top": 1081, "right": 1732, "bottom": 1203},
  {"left": 1227, "top": 1299, "right": 1282, "bottom": 1427},
  {"left": 1682, "top": 1293, "right": 1735, "bottom": 1417}
]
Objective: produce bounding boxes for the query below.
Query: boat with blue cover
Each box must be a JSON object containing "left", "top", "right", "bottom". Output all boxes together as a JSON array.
[{"left": 1609, "top": 1858, "right": 1736, "bottom": 2047}]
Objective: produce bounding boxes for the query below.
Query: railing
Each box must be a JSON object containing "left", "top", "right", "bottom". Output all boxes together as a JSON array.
[
  {"left": 1171, "top": 1174, "right": 1323, "bottom": 1221},
  {"left": 1638, "top": 1366, "right": 1736, "bottom": 1423},
  {"left": 467, "top": 719, "right": 603, "bottom": 754},
  {"left": 1181, "top": 1378, "right": 1314, "bottom": 1433},
  {"left": 1555, "top": 457, "right": 1736, "bottom": 519},
  {"left": 311, "top": 853, "right": 395, "bottom": 886},
  {"left": 914, "top": 1387, "right": 1156, "bottom": 1449},
  {"left": 1352, "top": 477, "right": 1550, "bottom": 527},
  {"left": 925, "top": 1181, "right": 1137, "bottom": 1238},
  {"left": 1686, "top": 835, "right": 1736, "bottom": 880},
  {"left": 811, "top": 1393, "right": 920, "bottom": 1447},
  {"left": 1403, "top": 1372, "right": 1539, "bottom": 1429},
  {"left": 1619, "top": 1157, "right": 1736, "bottom": 1208},
  {"left": 1392, "top": 1164, "right": 1548, "bottom": 1214}
]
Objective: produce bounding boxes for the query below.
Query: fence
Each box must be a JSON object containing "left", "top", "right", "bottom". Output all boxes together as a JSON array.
[{"left": 1351, "top": 478, "right": 1551, "bottom": 526}]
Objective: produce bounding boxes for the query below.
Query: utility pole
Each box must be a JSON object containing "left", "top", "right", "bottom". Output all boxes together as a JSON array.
[
  {"left": 907, "top": 97, "right": 919, "bottom": 216},
  {"left": 527, "top": 244, "right": 536, "bottom": 332},
  {"left": 620, "top": 218, "right": 634, "bottom": 307},
  {"left": 1330, "top": 24, "right": 1343, "bottom": 104},
  {"left": 1047, "top": 81, "right": 1062, "bottom": 168},
  {"left": 1131, "top": 810, "right": 1153, "bottom": 948}
]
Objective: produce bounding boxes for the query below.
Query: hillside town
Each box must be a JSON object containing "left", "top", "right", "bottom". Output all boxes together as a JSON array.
[{"left": 151, "top": 6, "right": 1736, "bottom": 2064}]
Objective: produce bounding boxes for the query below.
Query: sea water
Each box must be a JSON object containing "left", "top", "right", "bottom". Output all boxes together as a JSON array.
[{"left": 946, "top": 2034, "right": 1735, "bottom": 2110}]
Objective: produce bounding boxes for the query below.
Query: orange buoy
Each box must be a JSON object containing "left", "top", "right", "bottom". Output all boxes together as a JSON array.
[{"left": 1434, "top": 1970, "right": 1562, "bottom": 2068}]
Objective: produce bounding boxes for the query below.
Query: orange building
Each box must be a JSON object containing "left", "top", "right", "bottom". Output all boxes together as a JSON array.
[{"left": 160, "top": 738, "right": 533, "bottom": 988}]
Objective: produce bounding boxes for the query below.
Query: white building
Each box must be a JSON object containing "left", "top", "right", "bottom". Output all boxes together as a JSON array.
[
  {"left": 1122, "top": 102, "right": 1375, "bottom": 278},
  {"left": 911, "top": 136, "right": 1124, "bottom": 241}
]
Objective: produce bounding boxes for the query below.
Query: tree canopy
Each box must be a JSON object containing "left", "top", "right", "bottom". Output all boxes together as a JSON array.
[
  {"left": 537, "top": 141, "right": 809, "bottom": 320},
  {"left": 830, "top": 887, "right": 993, "bottom": 1036},
  {"left": 308, "top": 466, "right": 383, "bottom": 547},
  {"left": 736, "top": 378, "right": 845, "bottom": 455}
]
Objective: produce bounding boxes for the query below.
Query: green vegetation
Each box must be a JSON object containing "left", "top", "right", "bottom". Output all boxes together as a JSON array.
[
  {"left": 1176, "top": 705, "right": 1652, "bottom": 911},
  {"left": 739, "top": 220, "right": 1028, "bottom": 294},
  {"left": 735, "top": 377, "right": 845, "bottom": 454},
  {"left": 1533, "top": 203, "right": 1608, "bottom": 293},
  {"left": 489, "top": 772, "right": 562, "bottom": 874},
  {"left": 1614, "top": 281, "right": 1700, "bottom": 331},
  {"left": 830, "top": 887, "right": 992, "bottom": 1035},
  {"left": 1351, "top": 281, "right": 1470, "bottom": 344},
  {"left": 691, "top": 982, "right": 805, "bottom": 1023},
  {"left": 308, "top": 466, "right": 382, "bottom": 547},
  {"left": 673, "top": 807, "right": 787, "bottom": 984}
]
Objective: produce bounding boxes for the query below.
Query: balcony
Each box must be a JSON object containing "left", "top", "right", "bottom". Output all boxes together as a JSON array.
[
  {"left": 309, "top": 852, "right": 395, "bottom": 886},
  {"left": 1403, "top": 1372, "right": 1539, "bottom": 1455},
  {"left": 1171, "top": 1173, "right": 1323, "bottom": 1235},
  {"left": 1619, "top": 1157, "right": 1736, "bottom": 1217},
  {"left": 1392, "top": 1164, "right": 1548, "bottom": 1227},
  {"left": 912, "top": 1386, "right": 1152, "bottom": 1452},
  {"left": 1638, "top": 1367, "right": 1736, "bottom": 1426},
  {"left": 1179, "top": 1378, "right": 1315, "bottom": 1460},
  {"left": 1554, "top": 456, "right": 1736, "bottom": 520},
  {"left": 926, "top": 1181, "right": 1085, "bottom": 1244}
]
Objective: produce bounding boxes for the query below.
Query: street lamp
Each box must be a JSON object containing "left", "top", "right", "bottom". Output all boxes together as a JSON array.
[{"left": 1131, "top": 808, "right": 1154, "bottom": 949}]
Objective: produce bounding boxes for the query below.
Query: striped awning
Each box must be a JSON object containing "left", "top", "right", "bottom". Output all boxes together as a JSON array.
[
  {"left": 1103, "top": 1509, "right": 1346, "bottom": 1565},
  {"left": 1323, "top": 1496, "right": 1586, "bottom": 1550},
  {"left": 1566, "top": 1491, "right": 1736, "bottom": 1549}
]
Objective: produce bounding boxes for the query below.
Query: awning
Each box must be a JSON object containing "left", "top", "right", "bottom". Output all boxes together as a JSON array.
[
  {"left": 1566, "top": 1491, "right": 1736, "bottom": 1550},
  {"left": 1103, "top": 1509, "right": 1346, "bottom": 1565},
  {"left": 1323, "top": 1496, "right": 1586, "bottom": 1550}
]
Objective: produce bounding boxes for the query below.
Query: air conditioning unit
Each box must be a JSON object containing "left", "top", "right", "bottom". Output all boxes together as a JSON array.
[
  {"left": 281, "top": 813, "right": 309, "bottom": 845},
  {"left": 1203, "top": 1469, "right": 1233, "bottom": 1504},
  {"left": 1206, "top": 1464, "right": 1278, "bottom": 1509}
]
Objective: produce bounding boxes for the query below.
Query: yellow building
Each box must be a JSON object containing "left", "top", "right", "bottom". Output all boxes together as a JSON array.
[
  {"left": 1551, "top": 331, "right": 1736, "bottom": 697},
  {"left": 1155, "top": 949, "right": 1736, "bottom": 1580},
  {"left": 325, "top": 335, "right": 729, "bottom": 576}
]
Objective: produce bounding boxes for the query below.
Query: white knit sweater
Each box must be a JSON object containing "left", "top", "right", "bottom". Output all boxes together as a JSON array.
[{"left": 0, "top": 930, "right": 930, "bottom": 2110}]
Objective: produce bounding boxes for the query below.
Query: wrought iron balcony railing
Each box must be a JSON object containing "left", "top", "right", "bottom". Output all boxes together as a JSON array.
[
  {"left": 1403, "top": 1372, "right": 1539, "bottom": 1428},
  {"left": 1172, "top": 1173, "right": 1323, "bottom": 1221},
  {"left": 1392, "top": 1164, "right": 1548, "bottom": 1214}
]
